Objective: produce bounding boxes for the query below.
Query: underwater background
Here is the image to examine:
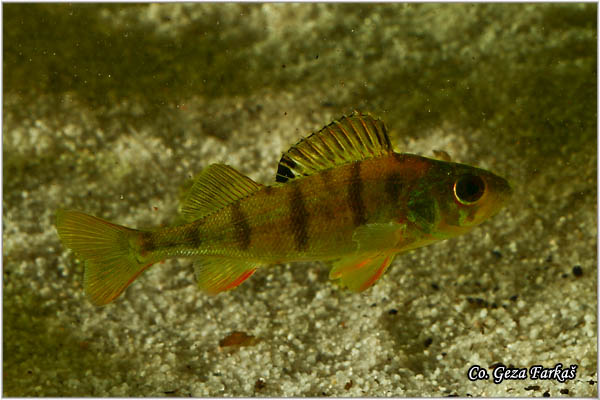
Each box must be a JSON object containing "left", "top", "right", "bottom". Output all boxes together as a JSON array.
[{"left": 3, "top": 3, "right": 596, "bottom": 396}]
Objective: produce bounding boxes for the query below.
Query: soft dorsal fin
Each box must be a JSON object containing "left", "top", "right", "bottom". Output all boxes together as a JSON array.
[
  {"left": 276, "top": 112, "right": 393, "bottom": 183},
  {"left": 180, "top": 164, "right": 264, "bottom": 222}
]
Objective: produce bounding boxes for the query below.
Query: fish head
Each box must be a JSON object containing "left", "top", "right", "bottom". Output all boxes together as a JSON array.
[
  {"left": 404, "top": 156, "right": 512, "bottom": 239},
  {"left": 433, "top": 160, "right": 512, "bottom": 238}
]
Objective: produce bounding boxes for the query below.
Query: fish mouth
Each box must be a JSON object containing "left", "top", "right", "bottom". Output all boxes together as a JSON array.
[{"left": 486, "top": 175, "right": 512, "bottom": 217}]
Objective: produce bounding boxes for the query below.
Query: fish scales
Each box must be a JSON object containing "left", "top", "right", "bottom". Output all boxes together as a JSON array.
[
  {"left": 55, "top": 112, "right": 511, "bottom": 305},
  {"left": 138, "top": 155, "right": 435, "bottom": 261}
]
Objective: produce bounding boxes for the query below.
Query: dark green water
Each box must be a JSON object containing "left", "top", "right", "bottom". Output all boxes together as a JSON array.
[{"left": 4, "top": 4, "right": 595, "bottom": 150}]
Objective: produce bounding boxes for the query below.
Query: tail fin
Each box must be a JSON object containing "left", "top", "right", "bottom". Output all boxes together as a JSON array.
[{"left": 55, "top": 210, "right": 151, "bottom": 305}]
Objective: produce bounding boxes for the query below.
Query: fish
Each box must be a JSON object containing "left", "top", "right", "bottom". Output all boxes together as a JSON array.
[{"left": 55, "top": 112, "right": 512, "bottom": 305}]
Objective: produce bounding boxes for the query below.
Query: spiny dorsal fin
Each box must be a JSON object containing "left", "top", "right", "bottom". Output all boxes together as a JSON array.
[
  {"left": 180, "top": 164, "right": 263, "bottom": 222},
  {"left": 276, "top": 112, "right": 393, "bottom": 183}
]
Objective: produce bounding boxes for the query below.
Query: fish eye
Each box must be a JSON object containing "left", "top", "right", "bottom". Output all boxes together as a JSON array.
[{"left": 454, "top": 174, "right": 485, "bottom": 205}]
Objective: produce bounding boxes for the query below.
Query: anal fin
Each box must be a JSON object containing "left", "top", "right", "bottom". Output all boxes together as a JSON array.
[
  {"left": 194, "top": 257, "right": 262, "bottom": 295},
  {"left": 329, "top": 252, "right": 396, "bottom": 292}
]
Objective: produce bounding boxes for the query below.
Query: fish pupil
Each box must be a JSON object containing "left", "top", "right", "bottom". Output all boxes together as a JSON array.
[{"left": 454, "top": 174, "right": 485, "bottom": 204}]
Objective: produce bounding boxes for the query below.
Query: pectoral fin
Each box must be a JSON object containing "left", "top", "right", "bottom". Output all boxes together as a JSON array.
[
  {"left": 193, "top": 257, "right": 262, "bottom": 295},
  {"left": 329, "top": 252, "right": 396, "bottom": 292},
  {"left": 352, "top": 221, "right": 406, "bottom": 252}
]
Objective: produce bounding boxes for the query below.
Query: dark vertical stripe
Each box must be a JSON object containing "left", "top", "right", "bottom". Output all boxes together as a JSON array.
[
  {"left": 348, "top": 162, "right": 367, "bottom": 226},
  {"left": 140, "top": 231, "right": 156, "bottom": 254},
  {"left": 143, "top": 224, "right": 204, "bottom": 253},
  {"left": 231, "top": 202, "right": 251, "bottom": 250},
  {"left": 289, "top": 183, "right": 309, "bottom": 252},
  {"left": 183, "top": 224, "right": 203, "bottom": 249},
  {"left": 385, "top": 172, "right": 403, "bottom": 205}
]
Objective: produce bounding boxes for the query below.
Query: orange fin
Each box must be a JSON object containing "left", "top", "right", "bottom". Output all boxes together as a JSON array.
[
  {"left": 329, "top": 253, "right": 396, "bottom": 292},
  {"left": 193, "top": 258, "right": 261, "bottom": 295},
  {"left": 55, "top": 210, "right": 151, "bottom": 305}
]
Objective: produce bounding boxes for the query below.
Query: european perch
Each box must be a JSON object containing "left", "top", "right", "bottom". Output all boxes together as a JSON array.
[{"left": 56, "top": 112, "right": 511, "bottom": 305}]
